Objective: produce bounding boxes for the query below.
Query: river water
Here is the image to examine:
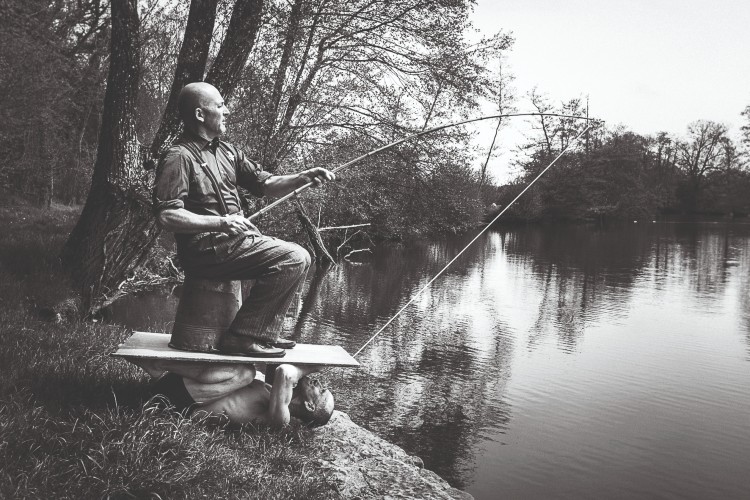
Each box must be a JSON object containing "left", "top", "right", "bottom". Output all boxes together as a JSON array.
[{"left": 111, "top": 222, "right": 750, "bottom": 499}]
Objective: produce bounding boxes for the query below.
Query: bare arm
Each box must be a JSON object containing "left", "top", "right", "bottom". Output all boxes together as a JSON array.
[
  {"left": 263, "top": 167, "right": 335, "bottom": 198},
  {"left": 157, "top": 208, "right": 257, "bottom": 235},
  {"left": 267, "top": 364, "right": 321, "bottom": 427},
  {"left": 156, "top": 167, "right": 334, "bottom": 233}
]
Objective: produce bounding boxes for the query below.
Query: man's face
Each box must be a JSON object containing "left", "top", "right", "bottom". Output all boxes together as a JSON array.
[
  {"left": 198, "top": 87, "right": 230, "bottom": 137},
  {"left": 293, "top": 376, "right": 333, "bottom": 410}
]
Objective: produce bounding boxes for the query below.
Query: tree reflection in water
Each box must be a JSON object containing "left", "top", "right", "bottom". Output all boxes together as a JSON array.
[{"left": 293, "top": 222, "right": 750, "bottom": 491}]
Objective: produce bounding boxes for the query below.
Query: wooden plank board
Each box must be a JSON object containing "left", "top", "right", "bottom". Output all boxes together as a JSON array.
[{"left": 112, "top": 331, "right": 359, "bottom": 367}]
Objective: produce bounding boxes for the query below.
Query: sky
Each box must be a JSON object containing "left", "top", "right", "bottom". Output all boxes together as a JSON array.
[{"left": 468, "top": 0, "right": 750, "bottom": 182}]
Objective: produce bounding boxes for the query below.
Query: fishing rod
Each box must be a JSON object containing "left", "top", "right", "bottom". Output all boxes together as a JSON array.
[
  {"left": 352, "top": 122, "right": 597, "bottom": 357},
  {"left": 248, "top": 112, "right": 602, "bottom": 221}
]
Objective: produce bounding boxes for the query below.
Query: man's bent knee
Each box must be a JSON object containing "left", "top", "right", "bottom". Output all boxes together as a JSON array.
[
  {"left": 286, "top": 243, "right": 311, "bottom": 270},
  {"left": 274, "top": 243, "right": 310, "bottom": 279},
  {"left": 183, "top": 364, "right": 257, "bottom": 404},
  {"left": 190, "top": 364, "right": 256, "bottom": 385}
]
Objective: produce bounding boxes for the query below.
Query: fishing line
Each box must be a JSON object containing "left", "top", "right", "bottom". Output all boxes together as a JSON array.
[{"left": 352, "top": 123, "right": 596, "bottom": 358}]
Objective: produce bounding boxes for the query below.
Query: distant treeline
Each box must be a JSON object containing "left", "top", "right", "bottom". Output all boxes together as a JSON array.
[{"left": 491, "top": 97, "right": 750, "bottom": 223}]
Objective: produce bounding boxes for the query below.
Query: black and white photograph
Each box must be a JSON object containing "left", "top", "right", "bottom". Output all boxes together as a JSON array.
[{"left": 1, "top": 0, "right": 749, "bottom": 498}]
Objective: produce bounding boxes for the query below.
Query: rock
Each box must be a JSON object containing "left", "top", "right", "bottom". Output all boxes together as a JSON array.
[{"left": 309, "top": 411, "right": 473, "bottom": 499}]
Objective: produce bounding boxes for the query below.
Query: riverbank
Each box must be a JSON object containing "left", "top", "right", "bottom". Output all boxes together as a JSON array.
[{"left": 0, "top": 198, "right": 470, "bottom": 498}]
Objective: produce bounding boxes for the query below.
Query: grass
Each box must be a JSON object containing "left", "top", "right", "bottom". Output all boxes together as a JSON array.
[{"left": 0, "top": 194, "right": 336, "bottom": 499}]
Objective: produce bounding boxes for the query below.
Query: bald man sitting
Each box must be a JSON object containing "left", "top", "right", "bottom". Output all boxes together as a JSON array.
[
  {"left": 135, "top": 359, "right": 335, "bottom": 427},
  {"left": 153, "top": 82, "right": 335, "bottom": 358}
]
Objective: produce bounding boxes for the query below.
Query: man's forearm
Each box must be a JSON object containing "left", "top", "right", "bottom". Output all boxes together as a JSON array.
[
  {"left": 263, "top": 173, "right": 313, "bottom": 198},
  {"left": 263, "top": 167, "right": 334, "bottom": 198},
  {"left": 157, "top": 208, "right": 225, "bottom": 233}
]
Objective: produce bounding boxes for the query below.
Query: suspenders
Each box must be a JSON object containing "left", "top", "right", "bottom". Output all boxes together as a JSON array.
[{"left": 183, "top": 141, "right": 230, "bottom": 216}]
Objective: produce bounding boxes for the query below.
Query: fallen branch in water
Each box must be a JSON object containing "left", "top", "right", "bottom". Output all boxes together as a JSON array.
[
  {"left": 344, "top": 248, "right": 372, "bottom": 262},
  {"left": 295, "top": 198, "right": 336, "bottom": 265},
  {"left": 336, "top": 228, "right": 372, "bottom": 261}
]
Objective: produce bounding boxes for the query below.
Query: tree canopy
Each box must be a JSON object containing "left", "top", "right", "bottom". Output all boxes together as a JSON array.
[
  {"left": 4, "top": 0, "right": 750, "bottom": 314},
  {"left": 26, "top": 0, "right": 511, "bottom": 314},
  {"left": 504, "top": 94, "right": 749, "bottom": 221}
]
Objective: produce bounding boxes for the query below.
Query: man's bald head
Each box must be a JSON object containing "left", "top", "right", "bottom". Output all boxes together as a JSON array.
[
  {"left": 177, "top": 82, "right": 229, "bottom": 139},
  {"left": 178, "top": 82, "right": 221, "bottom": 125}
]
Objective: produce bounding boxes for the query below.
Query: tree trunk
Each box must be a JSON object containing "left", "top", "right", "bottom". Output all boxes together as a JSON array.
[
  {"left": 41, "top": 123, "right": 53, "bottom": 209},
  {"left": 149, "top": 0, "right": 219, "bottom": 161},
  {"left": 61, "top": 0, "right": 154, "bottom": 316},
  {"left": 261, "top": 0, "right": 304, "bottom": 164},
  {"left": 205, "top": 0, "right": 265, "bottom": 100},
  {"left": 479, "top": 117, "right": 501, "bottom": 193},
  {"left": 295, "top": 198, "right": 335, "bottom": 265},
  {"left": 62, "top": 0, "right": 267, "bottom": 317}
]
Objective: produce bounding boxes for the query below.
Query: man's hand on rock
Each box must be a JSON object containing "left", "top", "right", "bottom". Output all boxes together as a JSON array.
[
  {"left": 301, "top": 167, "right": 336, "bottom": 188},
  {"left": 221, "top": 213, "right": 258, "bottom": 235}
]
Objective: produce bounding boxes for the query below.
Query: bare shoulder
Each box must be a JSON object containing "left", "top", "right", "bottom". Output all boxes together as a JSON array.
[{"left": 246, "top": 378, "right": 271, "bottom": 397}]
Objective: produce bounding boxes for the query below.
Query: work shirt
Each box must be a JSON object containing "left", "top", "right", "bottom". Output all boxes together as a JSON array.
[
  {"left": 154, "top": 130, "right": 271, "bottom": 217},
  {"left": 153, "top": 130, "right": 272, "bottom": 266}
]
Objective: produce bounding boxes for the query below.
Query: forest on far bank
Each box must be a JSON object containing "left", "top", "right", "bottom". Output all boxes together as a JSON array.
[
  {"left": 495, "top": 99, "right": 750, "bottom": 223},
  {"left": 2, "top": 0, "right": 750, "bottom": 314}
]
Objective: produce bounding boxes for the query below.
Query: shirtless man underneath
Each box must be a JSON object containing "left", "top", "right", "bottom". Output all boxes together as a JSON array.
[{"left": 135, "top": 360, "right": 334, "bottom": 427}]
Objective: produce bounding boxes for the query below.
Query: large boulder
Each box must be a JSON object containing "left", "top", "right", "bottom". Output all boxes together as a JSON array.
[{"left": 310, "top": 411, "right": 473, "bottom": 499}]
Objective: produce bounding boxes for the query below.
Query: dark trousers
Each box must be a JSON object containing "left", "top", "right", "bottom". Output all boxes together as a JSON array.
[{"left": 182, "top": 233, "right": 311, "bottom": 342}]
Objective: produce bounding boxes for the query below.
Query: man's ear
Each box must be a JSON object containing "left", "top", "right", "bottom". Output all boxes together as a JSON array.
[
  {"left": 195, "top": 107, "right": 204, "bottom": 123},
  {"left": 304, "top": 400, "right": 316, "bottom": 412}
]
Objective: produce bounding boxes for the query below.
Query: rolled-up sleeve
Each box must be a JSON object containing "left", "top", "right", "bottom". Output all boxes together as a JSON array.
[
  {"left": 153, "top": 148, "right": 189, "bottom": 214},
  {"left": 235, "top": 148, "right": 272, "bottom": 197}
]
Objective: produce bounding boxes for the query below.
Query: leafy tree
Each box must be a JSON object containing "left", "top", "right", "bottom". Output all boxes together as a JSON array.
[
  {"left": 581, "top": 130, "right": 676, "bottom": 220},
  {"left": 0, "top": 0, "right": 109, "bottom": 205},
  {"left": 59, "top": 0, "right": 512, "bottom": 315},
  {"left": 675, "top": 120, "right": 735, "bottom": 212},
  {"left": 60, "top": 0, "right": 268, "bottom": 315},
  {"left": 511, "top": 96, "right": 681, "bottom": 222},
  {"left": 703, "top": 168, "right": 750, "bottom": 216},
  {"left": 739, "top": 105, "right": 750, "bottom": 167},
  {"left": 226, "top": 0, "right": 512, "bottom": 177}
]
